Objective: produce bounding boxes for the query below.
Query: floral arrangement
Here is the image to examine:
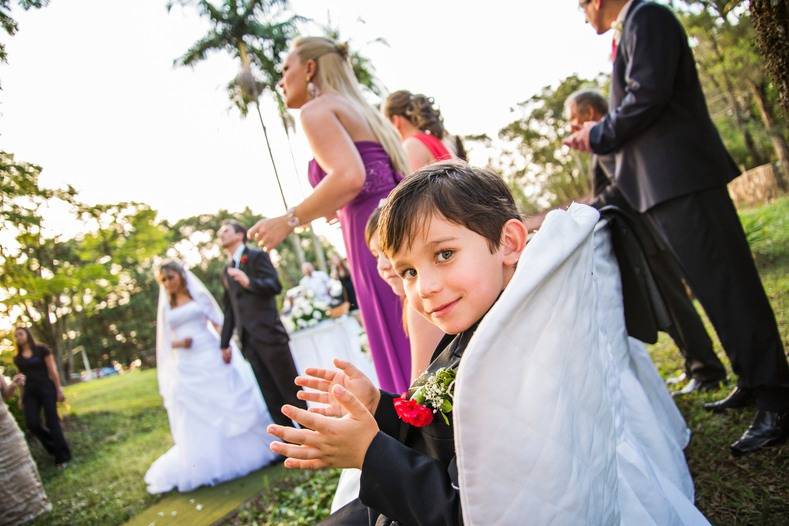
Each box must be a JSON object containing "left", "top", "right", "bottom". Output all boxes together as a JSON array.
[
  {"left": 283, "top": 287, "right": 330, "bottom": 332},
  {"left": 394, "top": 367, "right": 457, "bottom": 427}
]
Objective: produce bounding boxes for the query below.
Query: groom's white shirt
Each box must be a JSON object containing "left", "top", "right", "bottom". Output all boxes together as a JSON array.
[{"left": 231, "top": 244, "right": 245, "bottom": 268}]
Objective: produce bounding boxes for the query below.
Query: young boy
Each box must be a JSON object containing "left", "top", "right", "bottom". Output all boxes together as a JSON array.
[{"left": 266, "top": 162, "right": 528, "bottom": 525}]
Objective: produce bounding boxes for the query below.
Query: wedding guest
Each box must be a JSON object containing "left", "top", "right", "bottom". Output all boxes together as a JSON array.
[
  {"left": 13, "top": 327, "right": 71, "bottom": 467},
  {"left": 267, "top": 163, "right": 709, "bottom": 525},
  {"left": 566, "top": 88, "right": 726, "bottom": 395},
  {"left": 299, "top": 262, "right": 332, "bottom": 304},
  {"left": 329, "top": 253, "right": 358, "bottom": 310},
  {"left": 365, "top": 206, "right": 445, "bottom": 381},
  {"left": 566, "top": 0, "right": 789, "bottom": 455},
  {"left": 383, "top": 90, "right": 460, "bottom": 171},
  {"left": 248, "top": 36, "right": 412, "bottom": 394},
  {"left": 0, "top": 373, "right": 51, "bottom": 524}
]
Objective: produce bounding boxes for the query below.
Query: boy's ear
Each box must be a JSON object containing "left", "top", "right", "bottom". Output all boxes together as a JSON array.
[{"left": 499, "top": 218, "right": 527, "bottom": 266}]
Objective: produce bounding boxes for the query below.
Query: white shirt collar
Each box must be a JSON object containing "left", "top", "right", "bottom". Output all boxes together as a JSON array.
[
  {"left": 612, "top": 0, "right": 634, "bottom": 45},
  {"left": 232, "top": 244, "right": 245, "bottom": 266}
]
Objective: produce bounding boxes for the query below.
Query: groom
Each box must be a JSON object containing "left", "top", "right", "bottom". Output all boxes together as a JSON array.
[{"left": 218, "top": 221, "right": 307, "bottom": 428}]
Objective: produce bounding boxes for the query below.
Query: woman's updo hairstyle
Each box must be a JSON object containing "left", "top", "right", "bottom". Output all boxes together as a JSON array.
[{"left": 384, "top": 90, "right": 446, "bottom": 139}]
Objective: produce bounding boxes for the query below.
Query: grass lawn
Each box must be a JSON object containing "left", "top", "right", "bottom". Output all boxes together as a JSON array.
[
  {"left": 28, "top": 369, "right": 171, "bottom": 526},
  {"left": 29, "top": 197, "right": 789, "bottom": 525}
]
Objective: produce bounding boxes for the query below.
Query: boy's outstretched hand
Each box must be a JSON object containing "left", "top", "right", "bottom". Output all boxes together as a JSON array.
[
  {"left": 295, "top": 358, "right": 381, "bottom": 417},
  {"left": 268, "top": 384, "right": 379, "bottom": 470}
]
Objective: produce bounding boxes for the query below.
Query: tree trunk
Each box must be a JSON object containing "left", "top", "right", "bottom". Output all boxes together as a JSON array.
[
  {"left": 750, "top": 0, "right": 789, "bottom": 113},
  {"left": 750, "top": 80, "right": 789, "bottom": 189},
  {"left": 290, "top": 233, "right": 306, "bottom": 267}
]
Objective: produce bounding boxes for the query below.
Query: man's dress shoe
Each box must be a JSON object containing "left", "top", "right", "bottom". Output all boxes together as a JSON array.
[
  {"left": 672, "top": 377, "right": 721, "bottom": 397},
  {"left": 703, "top": 386, "right": 755, "bottom": 412},
  {"left": 730, "top": 410, "right": 788, "bottom": 456}
]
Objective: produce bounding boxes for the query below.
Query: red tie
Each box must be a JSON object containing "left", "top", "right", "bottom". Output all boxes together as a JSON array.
[{"left": 610, "top": 37, "right": 618, "bottom": 62}]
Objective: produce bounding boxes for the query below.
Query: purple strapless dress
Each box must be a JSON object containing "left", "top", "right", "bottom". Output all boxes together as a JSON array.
[{"left": 308, "top": 141, "right": 411, "bottom": 394}]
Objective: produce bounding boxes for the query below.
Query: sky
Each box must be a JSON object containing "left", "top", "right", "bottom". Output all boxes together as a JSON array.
[{"left": 0, "top": 0, "right": 612, "bottom": 244}]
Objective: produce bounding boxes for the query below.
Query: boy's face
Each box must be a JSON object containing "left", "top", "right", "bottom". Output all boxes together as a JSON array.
[{"left": 390, "top": 214, "right": 519, "bottom": 335}]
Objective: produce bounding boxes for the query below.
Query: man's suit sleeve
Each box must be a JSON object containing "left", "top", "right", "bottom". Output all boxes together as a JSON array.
[
  {"left": 590, "top": 4, "right": 684, "bottom": 154},
  {"left": 359, "top": 433, "right": 460, "bottom": 526},
  {"left": 220, "top": 286, "right": 235, "bottom": 349},
  {"left": 248, "top": 250, "right": 283, "bottom": 297}
]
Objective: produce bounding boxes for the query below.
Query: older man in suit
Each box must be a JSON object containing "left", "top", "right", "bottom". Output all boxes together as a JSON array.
[
  {"left": 566, "top": 0, "right": 788, "bottom": 455},
  {"left": 218, "top": 221, "right": 307, "bottom": 428},
  {"left": 566, "top": 89, "right": 726, "bottom": 394}
]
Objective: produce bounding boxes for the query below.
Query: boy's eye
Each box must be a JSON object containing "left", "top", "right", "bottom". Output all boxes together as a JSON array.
[
  {"left": 400, "top": 268, "right": 417, "bottom": 279},
  {"left": 436, "top": 249, "right": 454, "bottom": 262}
]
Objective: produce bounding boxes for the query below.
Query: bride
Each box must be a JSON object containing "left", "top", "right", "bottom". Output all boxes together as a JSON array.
[{"left": 145, "top": 260, "right": 278, "bottom": 494}]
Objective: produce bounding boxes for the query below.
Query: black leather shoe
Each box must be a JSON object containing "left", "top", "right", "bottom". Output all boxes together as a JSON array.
[
  {"left": 703, "top": 386, "right": 755, "bottom": 412},
  {"left": 672, "top": 377, "right": 721, "bottom": 397},
  {"left": 730, "top": 410, "right": 788, "bottom": 456}
]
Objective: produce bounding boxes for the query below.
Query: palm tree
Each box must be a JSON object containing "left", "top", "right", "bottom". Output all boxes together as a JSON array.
[
  {"left": 169, "top": 0, "right": 302, "bottom": 207},
  {"left": 169, "top": 0, "right": 310, "bottom": 264}
]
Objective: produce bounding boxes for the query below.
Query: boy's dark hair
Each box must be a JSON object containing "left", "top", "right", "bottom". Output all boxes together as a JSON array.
[
  {"left": 365, "top": 207, "right": 383, "bottom": 247},
  {"left": 224, "top": 221, "right": 247, "bottom": 243},
  {"left": 379, "top": 162, "right": 521, "bottom": 256}
]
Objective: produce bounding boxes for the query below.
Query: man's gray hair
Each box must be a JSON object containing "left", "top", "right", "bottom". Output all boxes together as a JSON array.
[{"left": 564, "top": 89, "right": 609, "bottom": 119}]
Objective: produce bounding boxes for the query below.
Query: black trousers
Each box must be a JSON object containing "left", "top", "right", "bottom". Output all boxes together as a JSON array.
[
  {"left": 241, "top": 334, "right": 307, "bottom": 427},
  {"left": 648, "top": 240, "right": 727, "bottom": 383},
  {"left": 23, "top": 384, "right": 71, "bottom": 463},
  {"left": 646, "top": 187, "right": 789, "bottom": 411}
]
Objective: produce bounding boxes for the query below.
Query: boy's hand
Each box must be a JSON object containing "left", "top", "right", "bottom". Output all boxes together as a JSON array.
[
  {"left": 295, "top": 358, "right": 380, "bottom": 417},
  {"left": 268, "top": 384, "right": 379, "bottom": 470}
]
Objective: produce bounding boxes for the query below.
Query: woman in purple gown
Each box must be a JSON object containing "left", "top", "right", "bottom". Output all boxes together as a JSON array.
[{"left": 249, "top": 36, "right": 412, "bottom": 393}]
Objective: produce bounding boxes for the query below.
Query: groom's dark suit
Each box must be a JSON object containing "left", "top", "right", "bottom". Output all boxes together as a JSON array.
[
  {"left": 589, "top": 0, "right": 788, "bottom": 410},
  {"left": 220, "top": 245, "right": 306, "bottom": 427}
]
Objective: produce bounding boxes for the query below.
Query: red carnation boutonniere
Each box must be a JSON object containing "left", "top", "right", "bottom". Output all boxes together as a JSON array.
[
  {"left": 394, "top": 396, "right": 434, "bottom": 427},
  {"left": 394, "top": 367, "right": 456, "bottom": 427},
  {"left": 240, "top": 255, "right": 249, "bottom": 266}
]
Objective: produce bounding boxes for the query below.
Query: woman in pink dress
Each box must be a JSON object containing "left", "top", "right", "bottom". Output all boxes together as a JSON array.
[
  {"left": 249, "top": 37, "right": 412, "bottom": 394},
  {"left": 383, "top": 90, "right": 464, "bottom": 172}
]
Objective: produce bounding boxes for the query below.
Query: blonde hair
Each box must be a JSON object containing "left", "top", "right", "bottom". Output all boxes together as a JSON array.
[{"left": 292, "top": 36, "right": 409, "bottom": 176}]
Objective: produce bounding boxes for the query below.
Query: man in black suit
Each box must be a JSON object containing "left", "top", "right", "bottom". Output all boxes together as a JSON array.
[
  {"left": 218, "top": 222, "right": 307, "bottom": 428},
  {"left": 566, "top": 89, "right": 726, "bottom": 394},
  {"left": 566, "top": 0, "right": 788, "bottom": 455}
]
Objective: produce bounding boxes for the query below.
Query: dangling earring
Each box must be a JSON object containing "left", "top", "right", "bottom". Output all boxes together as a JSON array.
[{"left": 307, "top": 80, "right": 319, "bottom": 100}]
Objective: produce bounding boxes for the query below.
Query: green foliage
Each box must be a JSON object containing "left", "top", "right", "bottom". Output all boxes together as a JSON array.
[
  {"left": 222, "top": 468, "right": 341, "bottom": 526},
  {"left": 0, "top": 152, "right": 171, "bottom": 377},
  {"left": 493, "top": 74, "right": 609, "bottom": 208},
  {"left": 0, "top": 0, "right": 48, "bottom": 63},
  {"left": 673, "top": 1, "right": 788, "bottom": 169},
  {"left": 170, "top": 0, "right": 303, "bottom": 119}
]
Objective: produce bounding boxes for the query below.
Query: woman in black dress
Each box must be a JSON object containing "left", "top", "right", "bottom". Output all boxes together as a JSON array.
[
  {"left": 329, "top": 253, "right": 358, "bottom": 310},
  {"left": 13, "top": 327, "right": 71, "bottom": 466}
]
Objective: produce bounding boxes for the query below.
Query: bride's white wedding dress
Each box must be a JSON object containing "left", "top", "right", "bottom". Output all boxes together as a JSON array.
[
  {"left": 145, "top": 274, "right": 277, "bottom": 494},
  {"left": 455, "top": 204, "right": 707, "bottom": 525}
]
